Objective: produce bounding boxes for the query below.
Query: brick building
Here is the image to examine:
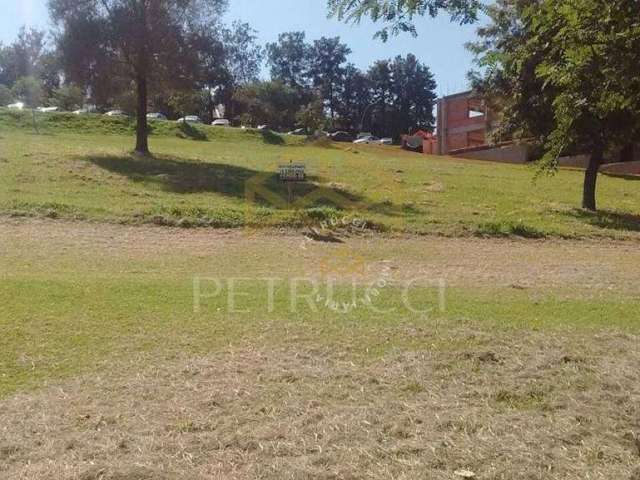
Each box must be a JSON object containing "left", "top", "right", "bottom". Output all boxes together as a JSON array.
[
  {"left": 430, "top": 89, "right": 639, "bottom": 171},
  {"left": 436, "top": 91, "right": 491, "bottom": 155}
]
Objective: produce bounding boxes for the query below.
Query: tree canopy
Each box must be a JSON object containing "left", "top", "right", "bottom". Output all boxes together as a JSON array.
[
  {"left": 266, "top": 32, "right": 310, "bottom": 89},
  {"left": 2, "top": 6, "right": 441, "bottom": 142},
  {"left": 328, "top": 0, "right": 482, "bottom": 40},
  {"left": 470, "top": 0, "right": 640, "bottom": 211},
  {"left": 49, "top": 0, "right": 228, "bottom": 153}
]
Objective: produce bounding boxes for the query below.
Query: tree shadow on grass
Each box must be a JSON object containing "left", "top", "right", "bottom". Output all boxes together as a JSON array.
[
  {"left": 566, "top": 208, "right": 640, "bottom": 232},
  {"left": 601, "top": 172, "right": 640, "bottom": 181},
  {"left": 173, "top": 122, "right": 207, "bottom": 141},
  {"left": 260, "top": 129, "right": 285, "bottom": 145},
  {"left": 85, "top": 153, "right": 406, "bottom": 216}
]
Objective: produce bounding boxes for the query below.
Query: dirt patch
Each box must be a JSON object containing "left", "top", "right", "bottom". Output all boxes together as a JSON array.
[
  {"left": 1, "top": 329, "right": 638, "bottom": 479},
  {"left": 2, "top": 218, "right": 640, "bottom": 294}
]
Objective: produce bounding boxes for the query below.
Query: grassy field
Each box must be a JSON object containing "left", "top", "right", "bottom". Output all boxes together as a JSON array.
[
  {"left": 1, "top": 220, "right": 639, "bottom": 479},
  {"left": 1, "top": 108, "right": 639, "bottom": 239},
  {"left": 1, "top": 109, "right": 639, "bottom": 479},
  {"left": 3, "top": 220, "right": 640, "bottom": 398}
]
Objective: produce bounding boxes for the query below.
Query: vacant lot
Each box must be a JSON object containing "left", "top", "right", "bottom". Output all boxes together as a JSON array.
[
  {"left": 1, "top": 219, "right": 639, "bottom": 479},
  {"left": 1, "top": 113, "right": 639, "bottom": 478},
  {"left": 1, "top": 109, "right": 639, "bottom": 238}
]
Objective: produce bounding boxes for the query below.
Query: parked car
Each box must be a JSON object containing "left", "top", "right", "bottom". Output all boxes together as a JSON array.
[
  {"left": 37, "top": 106, "right": 59, "bottom": 113},
  {"left": 378, "top": 137, "right": 393, "bottom": 145},
  {"left": 176, "top": 115, "right": 201, "bottom": 123},
  {"left": 357, "top": 132, "right": 373, "bottom": 139},
  {"left": 287, "top": 128, "right": 307, "bottom": 136},
  {"left": 7, "top": 102, "right": 24, "bottom": 110},
  {"left": 105, "top": 110, "right": 127, "bottom": 117},
  {"left": 257, "top": 124, "right": 269, "bottom": 131},
  {"left": 353, "top": 135, "right": 380, "bottom": 144},
  {"left": 211, "top": 118, "right": 230, "bottom": 127},
  {"left": 147, "top": 112, "right": 167, "bottom": 121},
  {"left": 330, "top": 131, "right": 355, "bottom": 142},
  {"left": 73, "top": 108, "right": 89, "bottom": 115}
]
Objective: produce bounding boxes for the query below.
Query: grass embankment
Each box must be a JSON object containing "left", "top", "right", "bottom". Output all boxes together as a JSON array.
[{"left": 1, "top": 108, "right": 639, "bottom": 238}]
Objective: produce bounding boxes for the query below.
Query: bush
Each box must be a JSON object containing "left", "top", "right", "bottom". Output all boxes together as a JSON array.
[{"left": 0, "top": 84, "right": 13, "bottom": 106}]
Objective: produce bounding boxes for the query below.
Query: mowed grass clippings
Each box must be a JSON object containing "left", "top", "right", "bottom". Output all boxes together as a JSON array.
[
  {"left": 0, "top": 329, "right": 638, "bottom": 479},
  {"left": 1, "top": 108, "right": 639, "bottom": 239}
]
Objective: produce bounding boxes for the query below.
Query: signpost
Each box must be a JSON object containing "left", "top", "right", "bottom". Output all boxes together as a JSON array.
[
  {"left": 278, "top": 163, "right": 306, "bottom": 182},
  {"left": 278, "top": 162, "right": 306, "bottom": 204}
]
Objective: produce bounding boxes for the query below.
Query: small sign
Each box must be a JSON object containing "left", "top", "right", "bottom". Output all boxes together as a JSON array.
[{"left": 278, "top": 163, "right": 306, "bottom": 182}]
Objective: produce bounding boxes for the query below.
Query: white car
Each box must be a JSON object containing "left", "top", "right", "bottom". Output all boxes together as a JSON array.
[
  {"left": 7, "top": 102, "right": 24, "bottom": 110},
  {"left": 177, "top": 115, "right": 201, "bottom": 123},
  {"left": 105, "top": 110, "right": 127, "bottom": 117},
  {"left": 353, "top": 135, "right": 380, "bottom": 144},
  {"left": 147, "top": 112, "right": 167, "bottom": 121},
  {"left": 211, "top": 118, "right": 230, "bottom": 127},
  {"left": 73, "top": 108, "right": 89, "bottom": 115},
  {"left": 378, "top": 137, "right": 393, "bottom": 145},
  {"left": 37, "top": 106, "right": 59, "bottom": 113}
]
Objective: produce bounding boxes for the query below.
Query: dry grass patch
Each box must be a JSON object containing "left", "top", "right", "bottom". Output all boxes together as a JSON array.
[{"left": 1, "top": 329, "right": 638, "bottom": 480}]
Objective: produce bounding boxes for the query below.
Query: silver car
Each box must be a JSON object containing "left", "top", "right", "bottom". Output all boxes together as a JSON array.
[
  {"left": 147, "top": 112, "right": 167, "bottom": 121},
  {"left": 177, "top": 115, "right": 201, "bottom": 123}
]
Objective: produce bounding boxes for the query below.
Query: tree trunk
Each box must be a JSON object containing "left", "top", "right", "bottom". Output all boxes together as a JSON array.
[
  {"left": 582, "top": 149, "right": 602, "bottom": 211},
  {"left": 207, "top": 90, "right": 214, "bottom": 124},
  {"left": 31, "top": 108, "right": 39, "bottom": 134},
  {"left": 135, "top": 74, "right": 149, "bottom": 154}
]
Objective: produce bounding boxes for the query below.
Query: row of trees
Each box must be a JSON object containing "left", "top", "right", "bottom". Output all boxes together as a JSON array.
[
  {"left": 330, "top": 0, "right": 640, "bottom": 211},
  {"left": 1, "top": 1, "right": 438, "bottom": 153},
  {"left": 237, "top": 31, "right": 436, "bottom": 139}
]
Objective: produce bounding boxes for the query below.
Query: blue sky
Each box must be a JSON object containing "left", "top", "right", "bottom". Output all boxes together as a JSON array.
[{"left": 0, "top": 0, "right": 480, "bottom": 96}]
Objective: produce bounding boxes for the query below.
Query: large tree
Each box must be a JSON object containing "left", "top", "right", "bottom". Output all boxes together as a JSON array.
[
  {"left": 470, "top": 0, "right": 640, "bottom": 211},
  {"left": 367, "top": 60, "right": 393, "bottom": 135},
  {"left": 336, "top": 64, "right": 371, "bottom": 131},
  {"left": 222, "top": 21, "right": 263, "bottom": 87},
  {"left": 328, "top": 0, "right": 482, "bottom": 40},
  {"left": 0, "top": 27, "right": 47, "bottom": 87},
  {"left": 217, "top": 21, "right": 264, "bottom": 123},
  {"left": 390, "top": 54, "right": 437, "bottom": 139},
  {"left": 49, "top": 0, "right": 227, "bottom": 154},
  {"left": 308, "top": 37, "right": 351, "bottom": 122},
  {"left": 265, "top": 32, "right": 310, "bottom": 89},
  {"left": 0, "top": 26, "right": 59, "bottom": 98}
]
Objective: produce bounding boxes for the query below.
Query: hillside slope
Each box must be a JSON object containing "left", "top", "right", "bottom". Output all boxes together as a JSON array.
[{"left": 1, "top": 108, "right": 639, "bottom": 238}]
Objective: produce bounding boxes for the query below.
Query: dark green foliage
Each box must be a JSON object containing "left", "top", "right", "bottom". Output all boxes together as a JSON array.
[
  {"left": 11, "top": 76, "right": 43, "bottom": 108},
  {"left": 0, "top": 84, "right": 13, "bottom": 106},
  {"left": 328, "top": 0, "right": 482, "bottom": 40},
  {"left": 233, "top": 80, "right": 309, "bottom": 131},
  {"left": 49, "top": 0, "right": 228, "bottom": 153},
  {"left": 308, "top": 37, "right": 351, "bottom": 121},
  {"left": 52, "top": 84, "right": 84, "bottom": 111},
  {"left": 0, "top": 27, "right": 56, "bottom": 91},
  {"left": 470, "top": 0, "right": 640, "bottom": 211},
  {"left": 266, "top": 32, "right": 310, "bottom": 89}
]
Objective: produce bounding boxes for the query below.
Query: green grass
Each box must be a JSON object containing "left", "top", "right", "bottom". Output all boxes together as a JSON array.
[
  {"left": 1, "top": 108, "right": 639, "bottom": 238},
  {"left": 2, "top": 235, "right": 639, "bottom": 398}
]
